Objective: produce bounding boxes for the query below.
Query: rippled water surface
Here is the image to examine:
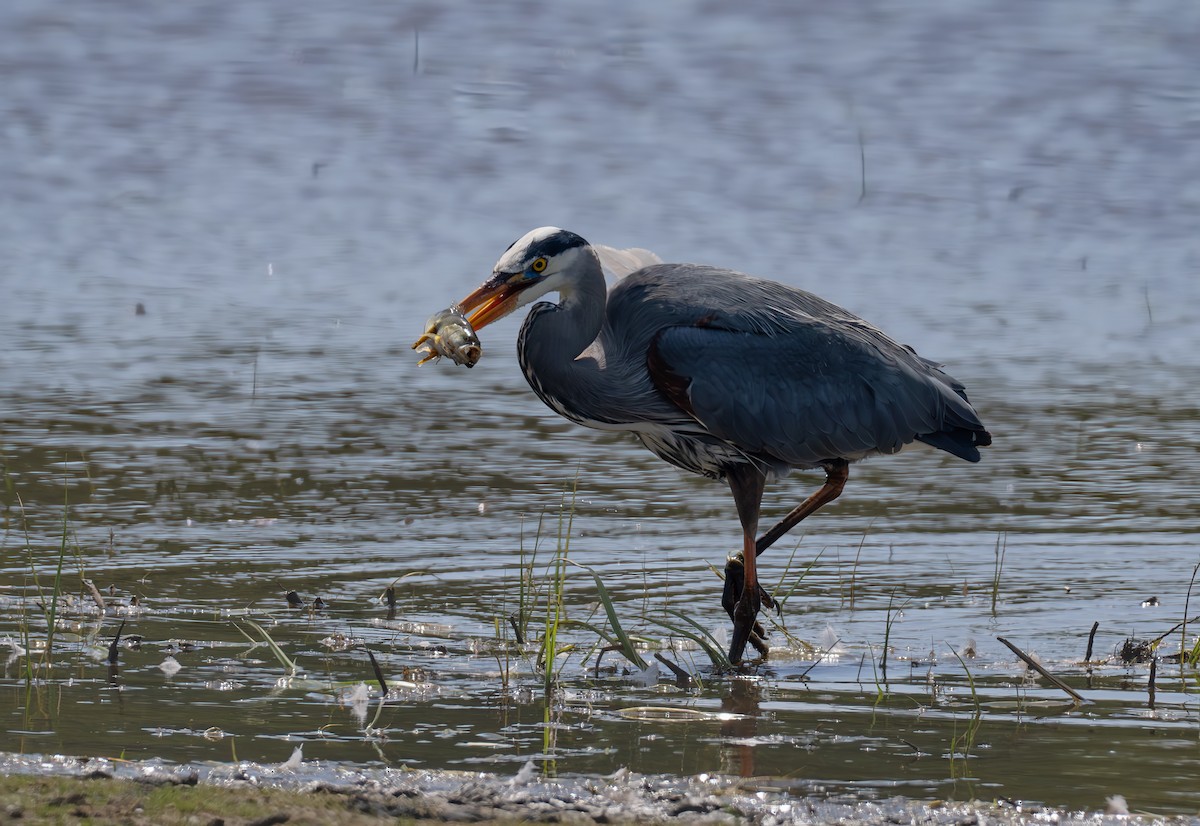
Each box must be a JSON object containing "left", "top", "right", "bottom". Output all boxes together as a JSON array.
[{"left": 3, "top": 0, "right": 1199, "bottom": 816}]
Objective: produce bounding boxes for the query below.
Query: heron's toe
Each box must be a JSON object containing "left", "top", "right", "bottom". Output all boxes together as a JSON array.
[
  {"left": 747, "top": 628, "right": 770, "bottom": 658},
  {"left": 735, "top": 588, "right": 761, "bottom": 623},
  {"left": 758, "top": 583, "right": 778, "bottom": 613},
  {"left": 722, "top": 555, "right": 745, "bottom": 619}
]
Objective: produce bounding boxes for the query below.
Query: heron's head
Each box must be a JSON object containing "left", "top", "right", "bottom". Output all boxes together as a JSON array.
[{"left": 458, "top": 227, "right": 591, "bottom": 330}]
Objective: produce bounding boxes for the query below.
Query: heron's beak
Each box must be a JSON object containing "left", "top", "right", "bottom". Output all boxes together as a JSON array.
[{"left": 457, "top": 275, "right": 530, "bottom": 331}]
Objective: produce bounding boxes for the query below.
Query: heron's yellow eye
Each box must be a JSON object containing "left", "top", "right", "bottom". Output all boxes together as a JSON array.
[{"left": 531, "top": 257, "right": 548, "bottom": 274}]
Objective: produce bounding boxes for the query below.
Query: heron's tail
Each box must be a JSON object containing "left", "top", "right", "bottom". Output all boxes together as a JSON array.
[
  {"left": 916, "top": 426, "right": 992, "bottom": 463},
  {"left": 914, "top": 363, "right": 992, "bottom": 462}
]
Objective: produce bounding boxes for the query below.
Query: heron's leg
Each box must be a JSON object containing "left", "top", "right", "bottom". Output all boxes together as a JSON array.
[
  {"left": 754, "top": 461, "right": 849, "bottom": 557},
  {"left": 723, "top": 462, "right": 849, "bottom": 651},
  {"left": 725, "top": 466, "right": 766, "bottom": 665}
]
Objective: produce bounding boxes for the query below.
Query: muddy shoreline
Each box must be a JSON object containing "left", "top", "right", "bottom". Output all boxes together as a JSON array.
[{"left": 0, "top": 753, "right": 1178, "bottom": 825}]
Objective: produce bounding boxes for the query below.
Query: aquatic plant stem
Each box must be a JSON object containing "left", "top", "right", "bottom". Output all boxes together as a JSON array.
[
  {"left": 848, "top": 526, "right": 871, "bottom": 611},
  {"left": 881, "top": 589, "right": 907, "bottom": 686},
  {"left": 541, "top": 474, "right": 579, "bottom": 698},
  {"left": 991, "top": 531, "right": 1007, "bottom": 616},
  {"left": 43, "top": 485, "right": 71, "bottom": 668},
  {"left": 780, "top": 546, "right": 823, "bottom": 608},
  {"left": 1181, "top": 561, "right": 1199, "bottom": 665},
  {"left": 947, "top": 643, "right": 982, "bottom": 777}
]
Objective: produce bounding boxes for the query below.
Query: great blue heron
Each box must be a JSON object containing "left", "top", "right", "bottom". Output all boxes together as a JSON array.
[{"left": 443, "top": 226, "right": 991, "bottom": 665}]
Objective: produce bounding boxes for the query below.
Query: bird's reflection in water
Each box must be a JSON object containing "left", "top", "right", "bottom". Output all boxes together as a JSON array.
[{"left": 720, "top": 677, "right": 763, "bottom": 777}]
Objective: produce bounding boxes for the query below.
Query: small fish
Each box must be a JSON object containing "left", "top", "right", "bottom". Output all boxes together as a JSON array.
[{"left": 412, "top": 306, "right": 483, "bottom": 367}]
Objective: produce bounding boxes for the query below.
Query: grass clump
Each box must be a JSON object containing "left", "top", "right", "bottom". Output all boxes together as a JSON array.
[{"left": 947, "top": 643, "right": 984, "bottom": 777}]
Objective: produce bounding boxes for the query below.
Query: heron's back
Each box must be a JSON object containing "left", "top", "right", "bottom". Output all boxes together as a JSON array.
[{"left": 603, "top": 264, "right": 990, "bottom": 470}]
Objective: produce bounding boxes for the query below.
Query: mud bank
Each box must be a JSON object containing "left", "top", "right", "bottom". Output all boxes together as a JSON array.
[{"left": 0, "top": 753, "right": 1181, "bottom": 825}]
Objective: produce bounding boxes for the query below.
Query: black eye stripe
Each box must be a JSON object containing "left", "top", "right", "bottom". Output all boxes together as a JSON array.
[{"left": 526, "top": 229, "right": 586, "bottom": 260}]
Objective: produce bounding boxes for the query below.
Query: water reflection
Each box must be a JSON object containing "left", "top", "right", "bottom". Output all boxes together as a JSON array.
[{"left": 720, "top": 678, "right": 763, "bottom": 778}]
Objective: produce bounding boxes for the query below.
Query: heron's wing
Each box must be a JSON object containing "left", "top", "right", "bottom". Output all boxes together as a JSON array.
[
  {"left": 594, "top": 245, "right": 663, "bottom": 283},
  {"left": 647, "top": 322, "right": 985, "bottom": 466}
]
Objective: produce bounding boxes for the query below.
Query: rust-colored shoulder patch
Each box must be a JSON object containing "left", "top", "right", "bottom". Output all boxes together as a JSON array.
[{"left": 647, "top": 330, "right": 696, "bottom": 419}]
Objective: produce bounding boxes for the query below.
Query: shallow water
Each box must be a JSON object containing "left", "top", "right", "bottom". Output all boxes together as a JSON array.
[{"left": 2, "top": 0, "right": 1200, "bottom": 816}]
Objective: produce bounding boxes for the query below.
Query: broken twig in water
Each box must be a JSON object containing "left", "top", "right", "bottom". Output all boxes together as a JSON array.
[
  {"left": 1084, "top": 621, "right": 1099, "bottom": 662},
  {"left": 996, "top": 636, "right": 1086, "bottom": 705},
  {"left": 1148, "top": 657, "right": 1157, "bottom": 710},
  {"left": 363, "top": 646, "right": 388, "bottom": 696},
  {"left": 83, "top": 578, "right": 106, "bottom": 613},
  {"left": 107, "top": 620, "right": 125, "bottom": 665},
  {"left": 654, "top": 652, "right": 692, "bottom": 685}
]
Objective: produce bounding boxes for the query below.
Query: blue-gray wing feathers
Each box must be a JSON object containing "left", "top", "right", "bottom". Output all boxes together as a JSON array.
[{"left": 609, "top": 264, "right": 990, "bottom": 469}]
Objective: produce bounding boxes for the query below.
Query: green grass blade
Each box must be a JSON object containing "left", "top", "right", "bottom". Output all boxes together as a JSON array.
[
  {"left": 774, "top": 547, "right": 825, "bottom": 608},
  {"left": 233, "top": 623, "right": 260, "bottom": 647},
  {"left": 565, "top": 561, "right": 647, "bottom": 670},
  {"left": 649, "top": 618, "right": 728, "bottom": 670},
  {"left": 559, "top": 619, "right": 620, "bottom": 649},
  {"left": 241, "top": 619, "right": 298, "bottom": 675},
  {"left": 658, "top": 610, "right": 732, "bottom": 669}
]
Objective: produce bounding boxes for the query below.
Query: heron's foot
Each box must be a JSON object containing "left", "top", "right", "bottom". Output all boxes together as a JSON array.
[
  {"left": 723, "top": 555, "right": 774, "bottom": 664},
  {"left": 722, "top": 555, "right": 779, "bottom": 617},
  {"left": 722, "top": 555, "right": 779, "bottom": 615},
  {"left": 727, "top": 584, "right": 764, "bottom": 665}
]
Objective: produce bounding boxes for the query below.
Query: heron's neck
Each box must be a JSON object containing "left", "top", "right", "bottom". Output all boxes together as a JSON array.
[{"left": 517, "top": 250, "right": 617, "bottom": 424}]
